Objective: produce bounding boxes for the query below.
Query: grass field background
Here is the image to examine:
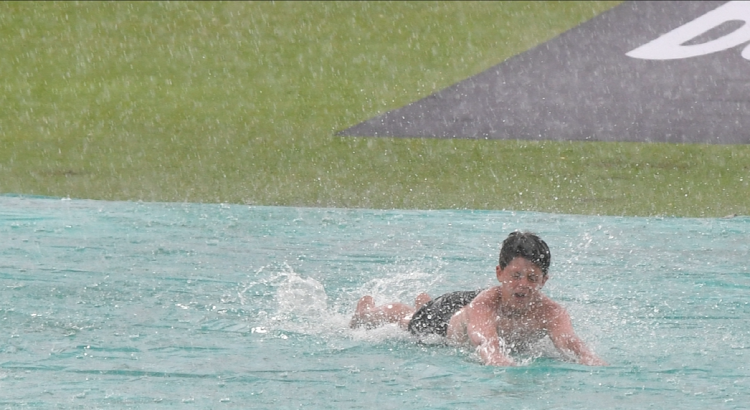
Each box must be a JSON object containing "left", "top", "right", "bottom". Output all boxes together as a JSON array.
[{"left": 1, "top": 1, "right": 748, "bottom": 217}]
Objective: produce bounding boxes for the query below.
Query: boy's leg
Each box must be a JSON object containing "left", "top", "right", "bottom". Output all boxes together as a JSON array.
[
  {"left": 350, "top": 295, "right": 428, "bottom": 329},
  {"left": 395, "top": 293, "right": 433, "bottom": 329},
  {"left": 414, "top": 293, "right": 431, "bottom": 310}
]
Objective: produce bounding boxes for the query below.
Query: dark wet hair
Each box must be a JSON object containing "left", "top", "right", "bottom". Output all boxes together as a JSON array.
[{"left": 498, "top": 231, "right": 551, "bottom": 276}]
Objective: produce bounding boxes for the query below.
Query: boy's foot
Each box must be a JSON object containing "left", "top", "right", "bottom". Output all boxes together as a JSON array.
[{"left": 349, "top": 295, "right": 375, "bottom": 328}]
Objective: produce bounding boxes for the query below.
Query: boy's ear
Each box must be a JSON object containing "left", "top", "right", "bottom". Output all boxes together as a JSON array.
[{"left": 495, "top": 265, "right": 503, "bottom": 281}]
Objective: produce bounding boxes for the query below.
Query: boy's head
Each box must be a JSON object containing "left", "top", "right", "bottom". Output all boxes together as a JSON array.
[{"left": 498, "top": 231, "right": 551, "bottom": 276}]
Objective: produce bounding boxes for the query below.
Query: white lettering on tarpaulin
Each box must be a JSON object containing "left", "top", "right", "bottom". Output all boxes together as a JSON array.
[{"left": 627, "top": 1, "right": 750, "bottom": 60}]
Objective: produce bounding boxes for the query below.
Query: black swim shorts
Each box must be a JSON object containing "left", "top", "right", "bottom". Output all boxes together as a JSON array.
[{"left": 407, "top": 290, "right": 483, "bottom": 337}]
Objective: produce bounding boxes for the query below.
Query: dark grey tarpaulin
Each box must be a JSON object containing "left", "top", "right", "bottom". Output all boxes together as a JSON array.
[{"left": 338, "top": 1, "right": 750, "bottom": 144}]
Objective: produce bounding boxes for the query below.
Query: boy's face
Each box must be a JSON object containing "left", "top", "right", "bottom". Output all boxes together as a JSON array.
[{"left": 496, "top": 257, "right": 547, "bottom": 313}]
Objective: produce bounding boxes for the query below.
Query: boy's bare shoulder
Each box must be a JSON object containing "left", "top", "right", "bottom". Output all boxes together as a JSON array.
[
  {"left": 538, "top": 295, "right": 571, "bottom": 324},
  {"left": 540, "top": 294, "right": 563, "bottom": 309},
  {"left": 471, "top": 286, "right": 502, "bottom": 305}
]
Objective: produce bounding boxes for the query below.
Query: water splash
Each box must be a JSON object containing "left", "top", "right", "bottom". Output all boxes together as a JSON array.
[{"left": 275, "top": 270, "right": 328, "bottom": 319}]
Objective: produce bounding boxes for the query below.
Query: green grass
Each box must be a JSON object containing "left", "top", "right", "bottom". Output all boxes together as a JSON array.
[{"left": 1, "top": 1, "right": 748, "bottom": 217}]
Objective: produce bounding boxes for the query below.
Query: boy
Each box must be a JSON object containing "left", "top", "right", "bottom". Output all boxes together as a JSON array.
[{"left": 350, "top": 231, "right": 606, "bottom": 366}]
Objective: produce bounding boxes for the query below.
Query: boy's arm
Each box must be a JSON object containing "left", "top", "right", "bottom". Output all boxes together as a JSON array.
[
  {"left": 546, "top": 304, "right": 608, "bottom": 366},
  {"left": 465, "top": 298, "right": 515, "bottom": 366}
]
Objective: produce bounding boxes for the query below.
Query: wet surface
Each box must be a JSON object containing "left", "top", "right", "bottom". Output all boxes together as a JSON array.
[{"left": 1, "top": 195, "right": 748, "bottom": 407}]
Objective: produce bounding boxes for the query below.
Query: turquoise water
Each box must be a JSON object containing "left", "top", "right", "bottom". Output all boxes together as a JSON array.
[{"left": 1, "top": 195, "right": 748, "bottom": 408}]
